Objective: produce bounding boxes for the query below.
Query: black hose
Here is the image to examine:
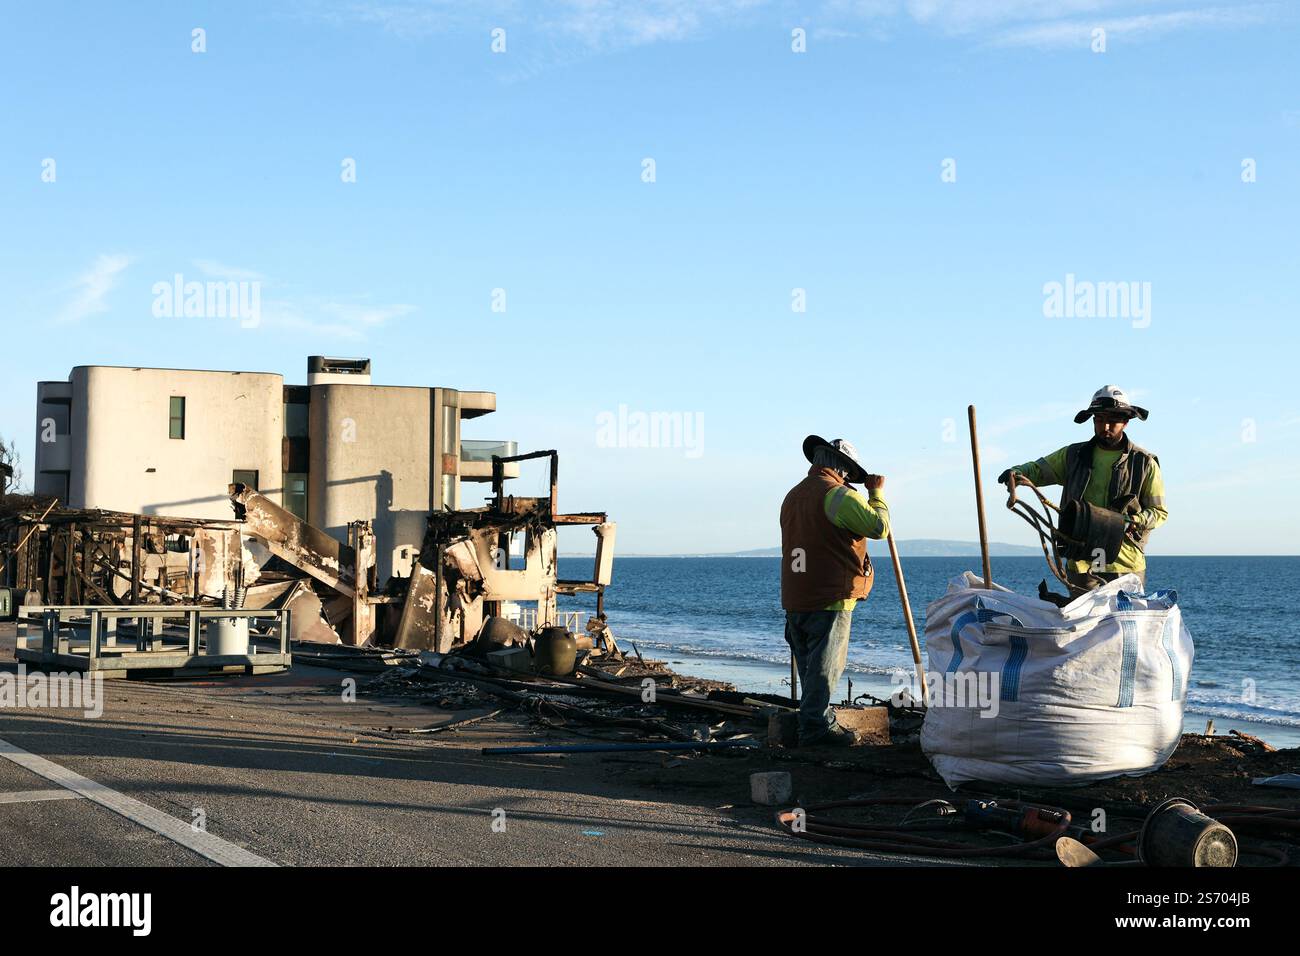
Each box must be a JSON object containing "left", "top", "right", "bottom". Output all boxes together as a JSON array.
[{"left": 776, "top": 797, "right": 1072, "bottom": 860}]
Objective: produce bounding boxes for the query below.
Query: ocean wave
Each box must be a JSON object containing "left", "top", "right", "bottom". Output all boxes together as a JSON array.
[
  {"left": 629, "top": 640, "right": 1300, "bottom": 725},
  {"left": 626, "top": 638, "right": 912, "bottom": 678},
  {"left": 1184, "top": 691, "right": 1300, "bottom": 727},
  {"left": 1183, "top": 704, "right": 1300, "bottom": 728}
]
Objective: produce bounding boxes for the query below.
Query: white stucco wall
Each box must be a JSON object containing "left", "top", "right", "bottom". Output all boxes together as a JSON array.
[
  {"left": 30, "top": 362, "right": 500, "bottom": 586},
  {"left": 309, "top": 384, "right": 459, "bottom": 581},
  {"left": 71, "top": 365, "right": 283, "bottom": 518}
]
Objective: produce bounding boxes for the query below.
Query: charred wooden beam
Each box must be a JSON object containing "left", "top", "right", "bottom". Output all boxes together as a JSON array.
[{"left": 230, "top": 483, "right": 357, "bottom": 596}]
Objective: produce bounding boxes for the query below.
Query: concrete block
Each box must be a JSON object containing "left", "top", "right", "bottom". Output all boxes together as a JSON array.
[
  {"left": 750, "top": 771, "right": 792, "bottom": 806},
  {"left": 832, "top": 705, "right": 891, "bottom": 746},
  {"left": 486, "top": 645, "right": 532, "bottom": 674}
]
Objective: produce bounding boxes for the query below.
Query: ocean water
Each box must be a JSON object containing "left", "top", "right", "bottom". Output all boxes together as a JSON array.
[{"left": 558, "top": 555, "right": 1300, "bottom": 747}]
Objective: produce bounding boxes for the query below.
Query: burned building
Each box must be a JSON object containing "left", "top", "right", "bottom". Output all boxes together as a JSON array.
[
  {"left": 393, "top": 450, "right": 616, "bottom": 653},
  {"left": 0, "top": 507, "right": 247, "bottom": 610},
  {"left": 10, "top": 359, "right": 617, "bottom": 655},
  {"left": 32, "top": 356, "right": 516, "bottom": 583}
]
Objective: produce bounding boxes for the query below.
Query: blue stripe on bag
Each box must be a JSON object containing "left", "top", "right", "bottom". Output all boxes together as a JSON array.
[
  {"left": 946, "top": 601, "right": 1026, "bottom": 674},
  {"left": 945, "top": 611, "right": 977, "bottom": 673},
  {"left": 1116, "top": 590, "right": 1133, "bottom": 611},
  {"left": 1149, "top": 588, "right": 1178, "bottom": 607},
  {"left": 1117, "top": 618, "right": 1138, "bottom": 707},
  {"left": 1161, "top": 616, "right": 1182, "bottom": 701},
  {"left": 1000, "top": 634, "right": 1029, "bottom": 701}
]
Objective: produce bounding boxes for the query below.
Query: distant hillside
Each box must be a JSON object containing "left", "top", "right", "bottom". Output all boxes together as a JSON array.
[
  {"left": 563, "top": 539, "right": 1042, "bottom": 558},
  {"left": 878, "top": 539, "right": 1041, "bottom": 557}
]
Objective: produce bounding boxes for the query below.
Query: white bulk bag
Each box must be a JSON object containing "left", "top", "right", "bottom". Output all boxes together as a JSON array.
[{"left": 920, "top": 572, "right": 1193, "bottom": 787}]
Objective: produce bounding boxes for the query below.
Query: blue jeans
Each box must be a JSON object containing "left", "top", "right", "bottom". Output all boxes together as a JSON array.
[{"left": 784, "top": 609, "right": 852, "bottom": 741}]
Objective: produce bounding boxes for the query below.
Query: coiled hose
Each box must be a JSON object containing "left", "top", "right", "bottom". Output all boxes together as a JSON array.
[
  {"left": 777, "top": 798, "right": 1300, "bottom": 864},
  {"left": 775, "top": 797, "right": 1071, "bottom": 859}
]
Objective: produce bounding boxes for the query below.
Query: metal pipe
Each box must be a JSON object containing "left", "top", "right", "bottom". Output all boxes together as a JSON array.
[
  {"left": 131, "top": 514, "right": 143, "bottom": 606},
  {"left": 967, "top": 405, "right": 992, "bottom": 588},
  {"left": 482, "top": 740, "right": 758, "bottom": 756}
]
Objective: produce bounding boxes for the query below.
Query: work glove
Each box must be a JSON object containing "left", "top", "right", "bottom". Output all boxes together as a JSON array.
[{"left": 997, "top": 469, "right": 1014, "bottom": 487}]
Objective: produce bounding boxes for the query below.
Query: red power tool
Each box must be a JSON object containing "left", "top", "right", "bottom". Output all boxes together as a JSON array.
[{"left": 965, "top": 800, "right": 1069, "bottom": 840}]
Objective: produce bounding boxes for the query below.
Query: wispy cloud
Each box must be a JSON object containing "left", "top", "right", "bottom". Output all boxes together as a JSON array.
[
  {"left": 175, "top": 256, "right": 414, "bottom": 339},
  {"left": 56, "top": 253, "right": 131, "bottom": 324},
  {"left": 811, "top": 26, "right": 862, "bottom": 40},
  {"left": 193, "top": 259, "right": 265, "bottom": 281},
  {"left": 322, "top": 300, "right": 417, "bottom": 330},
  {"left": 300, "top": 0, "right": 764, "bottom": 48},
  {"left": 905, "top": 0, "right": 1117, "bottom": 32},
  {"left": 989, "top": 5, "right": 1274, "bottom": 48},
  {"left": 545, "top": 0, "right": 772, "bottom": 49},
  {"left": 306, "top": 0, "right": 1279, "bottom": 51},
  {"left": 261, "top": 296, "right": 416, "bottom": 340},
  {"left": 980, "top": 402, "right": 1078, "bottom": 439},
  {"left": 313, "top": 0, "right": 463, "bottom": 39}
]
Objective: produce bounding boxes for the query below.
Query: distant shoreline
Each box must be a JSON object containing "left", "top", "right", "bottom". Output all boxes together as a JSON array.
[
  {"left": 561, "top": 553, "right": 1300, "bottom": 559},
  {"left": 562, "top": 539, "right": 1042, "bottom": 558}
]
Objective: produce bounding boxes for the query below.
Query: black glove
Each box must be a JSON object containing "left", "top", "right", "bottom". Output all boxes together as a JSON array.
[{"left": 998, "top": 469, "right": 1013, "bottom": 486}]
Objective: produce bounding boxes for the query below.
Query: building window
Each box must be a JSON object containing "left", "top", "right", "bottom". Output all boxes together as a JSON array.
[
  {"left": 284, "top": 398, "right": 309, "bottom": 438},
  {"left": 233, "top": 469, "right": 259, "bottom": 491},
  {"left": 169, "top": 396, "right": 186, "bottom": 439},
  {"left": 40, "top": 402, "right": 71, "bottom": 436},
  {"left": 283, "top": 472, "right": 308, "bottom": 521}
]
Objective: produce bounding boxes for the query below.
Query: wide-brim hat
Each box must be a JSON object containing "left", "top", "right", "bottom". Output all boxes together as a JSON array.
[
  {"left": 1074, "top": 385, "right": 1149, "bottom": 424},
  {"left": 802, "top": 434, "right": 869, "bottom": 484}
]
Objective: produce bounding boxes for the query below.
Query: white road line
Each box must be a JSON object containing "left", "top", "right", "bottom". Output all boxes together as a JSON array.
[
  {"left": 0, "top": 737, "right": 276, "bottom": 867},
  {"left": 0, "top": 789, "right": 83, "bottom": 805}
]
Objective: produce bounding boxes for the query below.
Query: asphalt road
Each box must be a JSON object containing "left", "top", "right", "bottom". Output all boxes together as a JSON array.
[{"left": 0, "top": 623, "right": 929, "bottom": 867}]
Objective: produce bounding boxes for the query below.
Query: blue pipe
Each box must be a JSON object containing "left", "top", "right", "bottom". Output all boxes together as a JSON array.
[{"left": 482, "top": 740, "right": 758, "bottom": 755}]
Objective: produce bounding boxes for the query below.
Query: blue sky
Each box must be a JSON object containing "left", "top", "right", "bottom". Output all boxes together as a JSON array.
[{"left": 2, "top": 1, "right": 1297, "bottom": 555}]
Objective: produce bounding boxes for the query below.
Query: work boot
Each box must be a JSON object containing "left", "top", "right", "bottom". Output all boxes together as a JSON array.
[{"left": 800, "top": 723, "right": 860, "bottom": 748}]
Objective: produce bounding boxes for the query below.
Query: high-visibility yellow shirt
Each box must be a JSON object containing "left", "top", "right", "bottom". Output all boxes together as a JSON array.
[
  {"left": 820, "top": 486, "right": 889, "bottom": 611},
  {"left": 1013, "top": 445, "right": 1167, "bottom": 575}
]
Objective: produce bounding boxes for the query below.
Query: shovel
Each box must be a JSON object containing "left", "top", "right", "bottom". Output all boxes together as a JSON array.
[
  {"left": 1056, "top": 836, "right": 1105, "bottom": 867},
  {"left": 1055, "top": 836, "right": 1142, "bottom": 867},
  {"left": 886, "top": 531, "right": 926, "bottom": 699}
]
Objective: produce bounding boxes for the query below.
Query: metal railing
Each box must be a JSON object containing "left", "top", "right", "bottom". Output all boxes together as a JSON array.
[
  {"left": 505, "top": 606, "right": 587, "bottom": 634},
  {"left": 16, "top": 605, "right": 292, "bottom": 673}
]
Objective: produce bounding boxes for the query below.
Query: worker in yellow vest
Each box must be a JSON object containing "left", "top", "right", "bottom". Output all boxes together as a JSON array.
[
  {"left": 780, "top": 436, "right": 890, "bottom": 746},
  {"left": 1000, "top": 386, "right": 1167, "bottom": 591}
]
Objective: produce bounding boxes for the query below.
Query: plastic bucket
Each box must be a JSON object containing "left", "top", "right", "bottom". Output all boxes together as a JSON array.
[{"left": 1138, "top": 798, "right": 1238, "bottom": 867}]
